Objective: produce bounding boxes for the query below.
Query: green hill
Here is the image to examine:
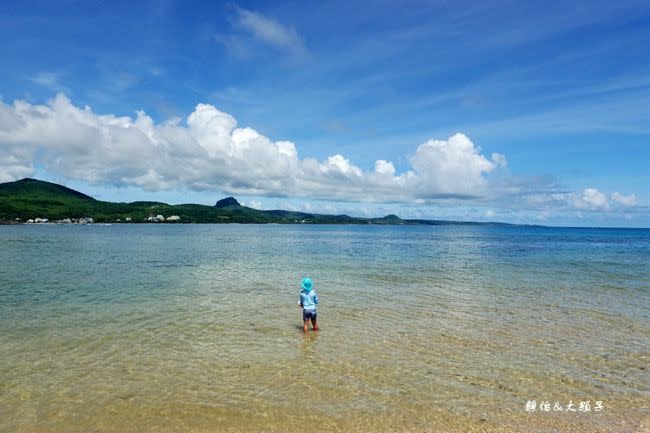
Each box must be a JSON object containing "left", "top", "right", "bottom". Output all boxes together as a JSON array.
[
  {"left": 0, "top": 178, "right": 97, "bottom": 221},
  {"left": 0, "top": 178, "right": 519, "bottom": 226},
  {"left": 0, "top": 178, "right": 409, "bottom": 224}
]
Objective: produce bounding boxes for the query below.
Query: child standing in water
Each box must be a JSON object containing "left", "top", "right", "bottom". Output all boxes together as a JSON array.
[{"left": 298, "top": 278, "right": 319, "bottom": 332}]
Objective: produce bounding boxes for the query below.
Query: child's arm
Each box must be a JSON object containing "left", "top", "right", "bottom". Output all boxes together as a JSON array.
[
  {"left": 298, "top": 293, "right": 303, "bottom": 308},
  {"left": 313, "top": 291, "right": 319, "bottom": 305}
]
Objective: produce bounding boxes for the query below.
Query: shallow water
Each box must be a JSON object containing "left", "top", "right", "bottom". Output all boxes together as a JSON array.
[{"left": 1, "top": 224, "right": 648, "bottom": 432}]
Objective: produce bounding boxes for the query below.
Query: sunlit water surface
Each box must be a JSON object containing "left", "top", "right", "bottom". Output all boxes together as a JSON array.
[{"left": 1, "top": 224, "right": 648, "bottom": 433}]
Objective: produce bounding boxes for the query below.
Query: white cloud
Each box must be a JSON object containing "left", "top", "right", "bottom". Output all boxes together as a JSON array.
[
  {"left": 242, "top": 200, "right": 263, "bottom": 210},
  {"left": 525, "top": 186, "right": 638, "bottom": 213},
  {"left": 374, "top": 159, "right": 395, "bottom": 176},
  {"left": 611, "top": 192, "right": 636, "bottom": 207},
  {"left": 224, "top": 6, "right": 307, "bottom": 57},
  {"left": 31, "top": 72, "right": 70, "bottom": 94},
  {"left": 491, "top": 152, "right": 508, "bottom": 168},
  {"left": 32, "top": 72, "right": 58, "bottom": 88},
  {"left": 409, "top": 133, "right": 496, "bottom": 197},
  {"left": 32, "top": 72, "right": 59, "bottom": 88},
  {"left": 580, "top": 188, "right": 609, "bottom": 211},
  {"left": 321, "top": 154, "right": 363, "bottom": 177},
  {"left": 0, "top": 154, "right": 34, "bottom": 183},
  {"left": 2, "top": 93, "right": 624, "bottom": 211}
]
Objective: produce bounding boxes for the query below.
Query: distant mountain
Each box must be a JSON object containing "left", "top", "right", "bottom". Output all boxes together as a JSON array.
[
  {"left": 0, "top": 178, "right": 516, "bottom": 226},
  {"left": 0, "top": 178, "right": 95, "bottom": 201},
  {"left": 0, "top": 178, "right": 97, "bottom": 221},
  {"left": 215, "top": 197, "right": 241, "bottom": 208}
]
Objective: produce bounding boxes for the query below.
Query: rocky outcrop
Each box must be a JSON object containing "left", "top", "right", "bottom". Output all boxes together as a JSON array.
[{"left": 215, "top": 197, "right": 241, "bottom": 208}]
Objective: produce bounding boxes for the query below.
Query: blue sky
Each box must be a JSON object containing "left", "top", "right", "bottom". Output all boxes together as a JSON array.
[{"left": 0, "top": 0, "right": 648, "bottom": 226}]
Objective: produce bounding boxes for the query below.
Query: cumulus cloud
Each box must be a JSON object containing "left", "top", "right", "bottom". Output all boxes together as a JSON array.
[
  {"left": 374, "top": 160, "right": 395, "bottom": 176},
  {"left": 0, "top": 94, "right": 511, "bottom": 204},
  {"left": 409, "top": 134, "right": 497, "bottom": 198},
  {"left": 0, "top": 155, "right": 34, "bottom": 183},
  {"left": 580, "top": 188, "right": 609, "bottom": 211},
  {"left": 242, "top": 200, "right": 263, "bottom": 210},
  {"left": 611, "top": 192, "right": 636, "bottom": 206},
  {"left": 526, "top": 187, "right": 638, "bottom": 213},
  {"left": 491, "top": 152, "right": 508, "bottom": 168}
]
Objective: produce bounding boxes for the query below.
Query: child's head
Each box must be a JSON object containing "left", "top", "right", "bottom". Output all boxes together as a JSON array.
[{"left": 301, "top": 278, "right": 313, "bottom": 292}]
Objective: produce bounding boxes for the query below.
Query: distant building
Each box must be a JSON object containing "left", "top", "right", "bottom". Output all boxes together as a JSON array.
[{"left": 147, "top": 215, "right": 165, "bottom": 222}]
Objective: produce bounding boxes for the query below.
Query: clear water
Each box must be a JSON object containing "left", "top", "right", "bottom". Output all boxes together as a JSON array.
[{"left": 1, "top": 224, "right": 648, "bottom": 433}]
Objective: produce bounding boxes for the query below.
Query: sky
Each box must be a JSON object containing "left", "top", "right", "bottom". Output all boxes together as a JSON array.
[{"left": 0, "top": 0, "right": 649, "bottom": 227}]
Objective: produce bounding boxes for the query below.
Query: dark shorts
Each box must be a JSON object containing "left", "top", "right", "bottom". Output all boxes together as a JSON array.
[{"left": 303, "top": 309, "right": 317, "bottom": 321}]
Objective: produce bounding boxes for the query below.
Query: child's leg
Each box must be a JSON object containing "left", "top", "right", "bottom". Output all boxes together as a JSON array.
[
  {"left": 303, "top": 319, "right": 309, "bottom": 333},
  {"left": 311, "top": 318, "right": 318, "bottom": 330}
]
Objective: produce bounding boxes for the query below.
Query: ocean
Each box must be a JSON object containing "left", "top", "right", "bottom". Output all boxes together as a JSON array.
[{"left": 1, "top": 224, "right": 648, "bottom": 432}]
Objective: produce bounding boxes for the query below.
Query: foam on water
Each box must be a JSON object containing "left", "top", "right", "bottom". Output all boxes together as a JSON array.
[{"left": 1, "top": 224, "right": 648, "bottom": 432}]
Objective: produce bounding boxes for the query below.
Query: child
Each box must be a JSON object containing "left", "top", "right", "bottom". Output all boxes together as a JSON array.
[{"left": 298, "top": 277, "right": 319, "bottom": 332}]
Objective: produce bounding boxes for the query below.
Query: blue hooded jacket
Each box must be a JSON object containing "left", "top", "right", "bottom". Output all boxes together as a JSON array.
[{"left": 298, "top": 278, "right": 318, "bottom": 311}]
